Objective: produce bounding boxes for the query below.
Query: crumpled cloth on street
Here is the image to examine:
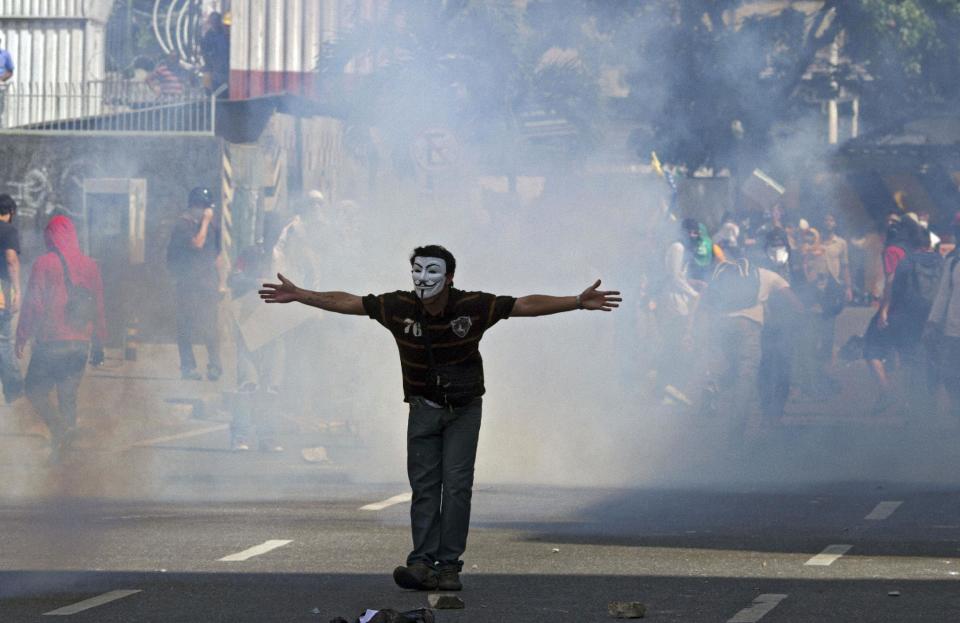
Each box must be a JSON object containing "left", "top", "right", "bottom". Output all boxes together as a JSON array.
[{"left": 329, "top": 607, "right": 435, "bottom": 623}]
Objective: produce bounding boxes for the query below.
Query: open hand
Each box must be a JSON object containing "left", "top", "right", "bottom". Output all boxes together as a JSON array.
[
  {"left": 259, "top": 273, "right": 302, "bottom": 304},
  {"left": 579, "top": 279, "right": 621, "bottom": 312}
]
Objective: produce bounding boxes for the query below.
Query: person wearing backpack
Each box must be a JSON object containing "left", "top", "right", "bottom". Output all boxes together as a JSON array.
[
  {"left": 15, "top": 215, "right": 106, "bottom": 463},
  {"left": 883, "top": 225, "right": 943, "bottom": 416}
]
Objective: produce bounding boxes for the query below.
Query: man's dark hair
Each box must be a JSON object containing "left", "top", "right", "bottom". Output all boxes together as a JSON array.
[
  {"left": 410, "top": 245, "right": 456, "bottom": 275},
  {"left": 0, "top": 194, "right": 17, "bottom": 217},
  {"left": 764, "top": 226, "right": 789, "bottom": 249}
]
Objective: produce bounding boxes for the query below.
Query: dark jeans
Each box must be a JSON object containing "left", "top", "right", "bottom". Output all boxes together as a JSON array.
[
  {"left": 759, "top": 325, "right": 791, "bottom": 419},
  {"left": 175, "top": 287, "right": 221, "bottom": 372},
  {"left": 25, "top": 341, "right": 89, "bottom": 443},
  {"left": 406, "top": 396, "right": 482, "bottom": 571},
  {"left": 0, "top": 310, "right": 23, "bottom": 398},
  {"left": 816, "top": 311, "right": 838, "bottom": 364}
]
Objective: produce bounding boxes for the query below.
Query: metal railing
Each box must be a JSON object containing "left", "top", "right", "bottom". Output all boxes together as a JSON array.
[{"left": 0, "top": 80, "right": 224, "bottom": 134}]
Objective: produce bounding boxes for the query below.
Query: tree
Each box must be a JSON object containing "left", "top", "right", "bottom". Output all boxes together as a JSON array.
[
  {"left": 623, "top": 1, "right": 845, "bottom": 177},
  {"left": 838, "top": 0, "right": 960, "bottom": 115}
]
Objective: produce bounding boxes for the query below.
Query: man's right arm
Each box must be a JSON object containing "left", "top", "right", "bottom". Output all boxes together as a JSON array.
[
  {"left": 259, "top": 273, "right": 365, "bottom": 315},
  {"left": 298, "top": 290, "right": 365, "bottom": 315},
  {"left": 191, "top": 209, "right": 214, "bottom": 248}
]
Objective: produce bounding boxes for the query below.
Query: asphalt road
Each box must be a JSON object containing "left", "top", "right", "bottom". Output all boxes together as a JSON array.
[
  {"left": 2, "top": 453, "right": 960, "bottom": 622},
  {"left": 3, "top": 332, "right": 960, "bottom": 622}
]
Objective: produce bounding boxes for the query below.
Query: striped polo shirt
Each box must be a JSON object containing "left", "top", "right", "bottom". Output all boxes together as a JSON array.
[{"left": 362, "top": 288, "right": 516, "bottom": 401}]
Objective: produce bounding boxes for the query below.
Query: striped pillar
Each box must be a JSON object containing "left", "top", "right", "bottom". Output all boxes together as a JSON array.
[{"left": 221, "top": 142, "right": 235, "bottom": 259}]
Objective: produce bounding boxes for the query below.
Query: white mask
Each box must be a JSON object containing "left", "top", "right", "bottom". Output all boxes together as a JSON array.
[
  {"left": 411, "top": 256, "right": 447, "bottom": 300},
  {"left": 768, "top": 246, "right": 789, "bottom": 266}
]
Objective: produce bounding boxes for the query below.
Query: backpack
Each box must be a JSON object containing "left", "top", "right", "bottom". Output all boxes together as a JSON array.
[
  {"left": 707, "top": 258, "right": 760, "bottom": 312},
  {"left": 896, "top": 251, "right": 943, "bottom": 317},
  {"left": 53, "top": 250, "right": 96, "bottom": 331}
]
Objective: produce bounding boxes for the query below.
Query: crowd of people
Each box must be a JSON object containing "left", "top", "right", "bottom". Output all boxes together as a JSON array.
[{"left": 651, "top": 202, "right": 959, "bottom": 437}]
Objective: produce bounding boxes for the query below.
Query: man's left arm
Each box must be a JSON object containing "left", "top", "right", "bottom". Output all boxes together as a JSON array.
[
  {"left": 5, "top": 249, "right": 19, "bottom": 311},
  {"left": 511, "top": 279, "right": 621, "bottom": 317}
]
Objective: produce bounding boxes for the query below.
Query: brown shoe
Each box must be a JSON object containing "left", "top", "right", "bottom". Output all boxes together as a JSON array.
[{"left": 392, "top": 563, "right": 438, "bottom": 590}]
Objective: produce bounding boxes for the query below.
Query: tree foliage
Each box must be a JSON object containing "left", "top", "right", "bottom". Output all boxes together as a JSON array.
[
  {"left": 317, "top": 0, "right": 960, "bottom": 179},
  {"left": 839, "top": 0, "right": 960, "bottom": 106}
]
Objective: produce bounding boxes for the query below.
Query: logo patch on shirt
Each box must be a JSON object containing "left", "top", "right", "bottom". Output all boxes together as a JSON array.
[{"left": 450, "top": 316, "right": 472, "bottom": 338}]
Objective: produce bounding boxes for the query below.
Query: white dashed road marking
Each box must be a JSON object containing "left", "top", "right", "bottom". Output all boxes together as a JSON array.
[
  {"left": 360, "top": 492, "right": 412, "bottom": 511},
  {"left": 805, "top": 544, "right": 852, "bottom": 566},
  {"left": 131, "top": 424, "right": 228, "bottom": 447},
  {"left": 865, "top": 501, "right": 903, "bottom": 521},
  {"left": 43, "top": 590, "right": 142, "bottom": 616},
  {"left": 219, "top": 539, "right": 293, "bottom": 561},
  {"left": 727, "top": 594, "right": 788, "bottom": 623}
]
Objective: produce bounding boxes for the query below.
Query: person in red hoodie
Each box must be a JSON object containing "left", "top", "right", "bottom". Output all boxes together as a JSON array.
[{"left": 15, "top": 215, "right": 106, "bottom": 461}]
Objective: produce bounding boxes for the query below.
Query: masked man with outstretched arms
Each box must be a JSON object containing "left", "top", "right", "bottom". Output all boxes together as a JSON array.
[{"left": 260, "top": 244, "right": 620, "bottom": 592}]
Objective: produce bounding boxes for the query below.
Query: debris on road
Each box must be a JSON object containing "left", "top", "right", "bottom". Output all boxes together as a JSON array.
[
  {"left": 301, "top": 446, "right": 331, "bottom": 463},
  {"left": 888, "top": 591, "right": 901, "bottom": 597},
  {"left": 608, "top": 601, "right": 646, "bottom": 618},
  {"left": 428, "top": 593, "right": 465, "bottom": 609},
  {"left": 551, "top": 547, "right": 560, "bottom": 553}
]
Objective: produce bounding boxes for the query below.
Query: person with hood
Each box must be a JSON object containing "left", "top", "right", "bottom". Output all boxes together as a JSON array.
[
  {"left": 16, "top": 216, "right": 106, "bottom": 461},
  {"left": 682, "top": 218, "right": 725, "bottom": 284}
]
